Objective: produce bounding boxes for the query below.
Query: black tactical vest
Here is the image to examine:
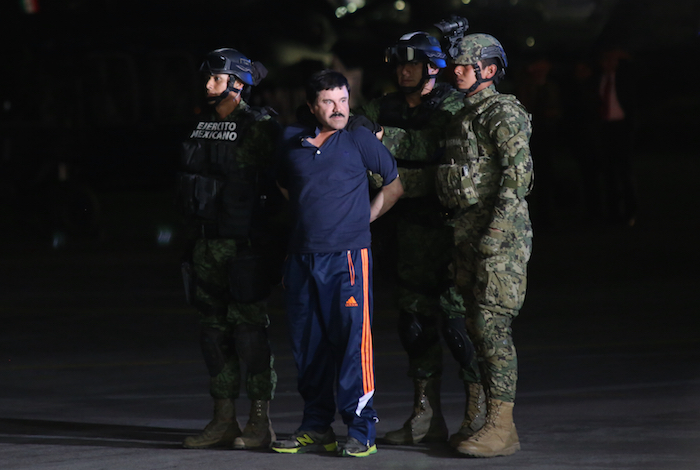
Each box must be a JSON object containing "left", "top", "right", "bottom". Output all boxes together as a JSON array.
[
  {"left": 377, "top": 82, "right": 454, "bottom": 130},
  {"left": 177, "top": 108, "right": 269, "bottom": 239}
]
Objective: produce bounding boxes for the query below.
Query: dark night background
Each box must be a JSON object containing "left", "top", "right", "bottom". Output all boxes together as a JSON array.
[
  {"left": 1, "top": 0, "right": 699, "bottom": 232},
  {"left": 1, "top": 2, "right": 699, "bottom": 468}
]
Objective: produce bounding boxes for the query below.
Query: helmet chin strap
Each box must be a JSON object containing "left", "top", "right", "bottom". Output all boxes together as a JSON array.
[
  {"left": 399, "top": 64, "right": 438, "bottom": 95},
  {"left": 461, "top": 63, "right": 493, "bottom": 95},
  {"left": 206, "top": 84, "right": 242, "bottom": 106}
]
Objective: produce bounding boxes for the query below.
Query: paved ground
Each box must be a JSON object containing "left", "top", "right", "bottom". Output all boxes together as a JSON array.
[{"left": 1, "top": 151, "right": 699, "bottom": 469}]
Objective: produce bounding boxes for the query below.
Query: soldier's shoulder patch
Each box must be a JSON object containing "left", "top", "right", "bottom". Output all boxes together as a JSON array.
[
  {"left": 486, "top": 108, "right": 515, "bottom": 138},
  {"left": 487, "top": 102, "right": 530, "bottom": 143},
  {"left": 495, "top": 124, "right": 514, "bottom": 143}
]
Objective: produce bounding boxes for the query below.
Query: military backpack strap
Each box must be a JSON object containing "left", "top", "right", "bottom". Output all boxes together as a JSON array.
[
  {"left": 403, "top": 84, "right": 454, "bottom": 129},
  {"left": 419, "top": 82, "right": 453, "bottom": 111},
  {"left": 248, "top": 105, "right": 278, "bottom": 122},
  {"left": 378, "top": 85, "right": 456, "bottom": 130}
]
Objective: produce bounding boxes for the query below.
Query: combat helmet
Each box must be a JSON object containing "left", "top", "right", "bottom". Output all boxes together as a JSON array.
[
  {"left": 385, "top": 32, "right": 448, "bottom": 69},
  {"left": 454, "top": 33, "right": 508, "bottom": 93},
  {"left": 200, "top": 48, "right": 268, "bottom": 104},
  {"left": 201, "top": 48, "right": 258, "bottom": 85},
  {"left": 385, "top": 32, "right": 447, "bottom": 93}
]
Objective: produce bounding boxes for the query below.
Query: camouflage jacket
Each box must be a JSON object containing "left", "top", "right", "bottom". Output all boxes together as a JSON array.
[
  {"left": 440, "top": 85, "right": 534, "bottom": 248},
  {"left": 354, "top": 83, "right": 464, "bottom": 198}
]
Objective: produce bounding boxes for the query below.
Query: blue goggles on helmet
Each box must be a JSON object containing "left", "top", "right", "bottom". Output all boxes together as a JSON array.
[
  {"left": 384, "top": 45, "right": 447, "bottom": 69},
  {"left": 385, "top": 46, "right": 422, "bottom": 64},
  {"left": 200, "top": 51, "right": 254, "bottom": 86}
]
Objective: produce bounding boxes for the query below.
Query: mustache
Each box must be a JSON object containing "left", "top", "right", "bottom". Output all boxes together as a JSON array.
[{"left": 331, "top": 112, "right": 345, "bottom": 118}]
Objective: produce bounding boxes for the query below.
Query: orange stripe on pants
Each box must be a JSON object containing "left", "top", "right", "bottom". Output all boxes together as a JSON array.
[
  {"left": 360, "top": 248, "right": 374, "bottom": 394},
  {"left": 347, "top": 251, "right": 356, "bottom": 286}
]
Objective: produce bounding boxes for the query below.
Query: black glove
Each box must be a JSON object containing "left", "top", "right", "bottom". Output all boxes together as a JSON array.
[{"left": 346, "top": 115, "right": 382, "bottom": 133}]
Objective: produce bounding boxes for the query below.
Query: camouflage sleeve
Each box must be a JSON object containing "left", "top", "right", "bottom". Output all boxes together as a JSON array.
[
  {"left": 353, "top": 100, "right": 385, "bottom": 190},
  {"left": 365, "top": 124, "right": 443, "bottom": 197},
  {"left": 240, "top": 117, "right": 282, "bottom": 169},
  {"left": 352, "top": 100, "right": 381, "bottom": 122},
  {"left": 354, "top": 91, "right": 464, "bottom": 163},
  {"left": 486, "top": 102, "right": 534, "bottom": 229},
  {"left": 382, "top": 104, "right": 458, "bottom": 162},
  {"left": 381, "top": 92, "right": 465, "bottom": 198}
]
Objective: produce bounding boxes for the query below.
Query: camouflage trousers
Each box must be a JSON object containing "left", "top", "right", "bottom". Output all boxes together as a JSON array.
[
  {"left": 448, "top": 215, "right": 531, "bottom": 402},
  {"left": 193, "top": 238, "right": 277, "bottom": 401},
  {"left": 395, "top": 217, "right": 480, "bottom": 382}
]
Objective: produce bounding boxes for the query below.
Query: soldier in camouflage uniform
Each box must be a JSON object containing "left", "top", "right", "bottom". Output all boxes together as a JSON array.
[
  {"left": 178, "top": 48, "right": 282, "bottom": 450},
  {"left": 436, "top": 33, "right": 534, "bottom": 458},
  {"left": 354, "top": 32, "right": 482, "bottom": 445}
]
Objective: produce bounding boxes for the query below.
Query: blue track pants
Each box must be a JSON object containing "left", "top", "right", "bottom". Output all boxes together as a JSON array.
[{"left": 283, "top": 248, "right": 377, "bottom": 446}]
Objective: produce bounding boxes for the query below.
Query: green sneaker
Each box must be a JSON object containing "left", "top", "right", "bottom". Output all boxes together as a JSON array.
[
  {"left": 338, "top": 437, "right": 378, "bottom": 457},
  {"left": 271, "top": 429, "right": 337, "bottom": 454}
]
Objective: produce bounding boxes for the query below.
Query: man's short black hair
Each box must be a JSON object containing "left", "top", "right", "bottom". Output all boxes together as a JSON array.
[
  {"left": 305, "top": 69, "right": 350, "bottom": 104},
  {"left": 481, "top": 57, "right": 503, "bottom": 84}
]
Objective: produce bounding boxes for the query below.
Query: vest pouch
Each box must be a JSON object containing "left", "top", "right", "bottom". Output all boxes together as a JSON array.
[
  {"left": 181, "top": 141, "right": 207, "bottom": 173},
  {"left": 218, "top": 176, "right": 255, "bottom": 238},
  {"left": 227, "top": 253, "right": 272, "bottom": 303},
  {"left": 436, "top": 163, "right": 480, "bottom": 209},
  {"left": 208, "top": 141, "right": 234, "bottom": 176},
  {"left": 194, "top": 175, "right": 222, "bottom": 220},
  {"left": 176, "top": 173, "right": 197, "bottom": 216},
  {"left": 178, "top": 173, "right": 222, "bottom": 219}
]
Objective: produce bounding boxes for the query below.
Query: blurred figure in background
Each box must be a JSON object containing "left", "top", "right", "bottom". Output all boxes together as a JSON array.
[
  {"left": 595, "top": 46, "right": 639, "bottom": 226},
  {"left": 560, "top": 55, "right": 606, "bottom": 222},
  {"left": 515, "top": 54, "right": 562, "bottom": 229}
]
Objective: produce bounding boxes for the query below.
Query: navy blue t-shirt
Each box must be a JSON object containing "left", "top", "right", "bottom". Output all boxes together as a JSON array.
[{"left": 278, "top": 125, "right": 398, "bottom": 253}]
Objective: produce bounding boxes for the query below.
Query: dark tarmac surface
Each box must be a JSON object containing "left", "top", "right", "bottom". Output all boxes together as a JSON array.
[{"left": 1, "top": 152, "right": 699, "bottom": 469}]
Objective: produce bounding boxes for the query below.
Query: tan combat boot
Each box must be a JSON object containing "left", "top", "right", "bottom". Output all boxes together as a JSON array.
[
  {"left": 382, "top": 378, "right": 448, "bottom": 444},
  {"left": 182, "top": 398, "right": 242, "bottom": 449},
  {"left": 233, "top": 400, "right": 276, "bottom": 449},
  {"left": 456, "top": 398, "right": 520, "bottom": 457},
  {"left": 448, "top": 381, "right": 486, "bottom": 447}
]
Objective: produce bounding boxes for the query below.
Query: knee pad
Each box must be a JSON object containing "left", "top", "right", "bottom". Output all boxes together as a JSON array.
[
  {"left": 233, "top": 323, "right": 272, "bottom": 375},
  {"left": 200, "top": 327, "right": 227, "bottom": 377},
  {"left": 442, "top": 315, "right": 475, "bottom": 371},
  {"left": 397, "top": 310, "right": 439, "bottom": 359}
]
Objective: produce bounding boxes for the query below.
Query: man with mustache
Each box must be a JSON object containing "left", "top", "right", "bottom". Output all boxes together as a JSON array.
[{"left": 272, "top": 70, "right": 403, "bottom": 457}]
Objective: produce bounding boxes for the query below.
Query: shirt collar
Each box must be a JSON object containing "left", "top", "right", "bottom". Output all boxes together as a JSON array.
[{"left": 464, "top": 84, "right": 498, "bottom": 106}]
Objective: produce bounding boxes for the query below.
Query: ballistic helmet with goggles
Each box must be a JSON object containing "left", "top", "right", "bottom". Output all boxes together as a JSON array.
[
  {"left": 385, "top": 32, "right": 447, "bottom": 69},
  {"left": 200, "top": 48, "right": 264, "bottom": 87}
]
